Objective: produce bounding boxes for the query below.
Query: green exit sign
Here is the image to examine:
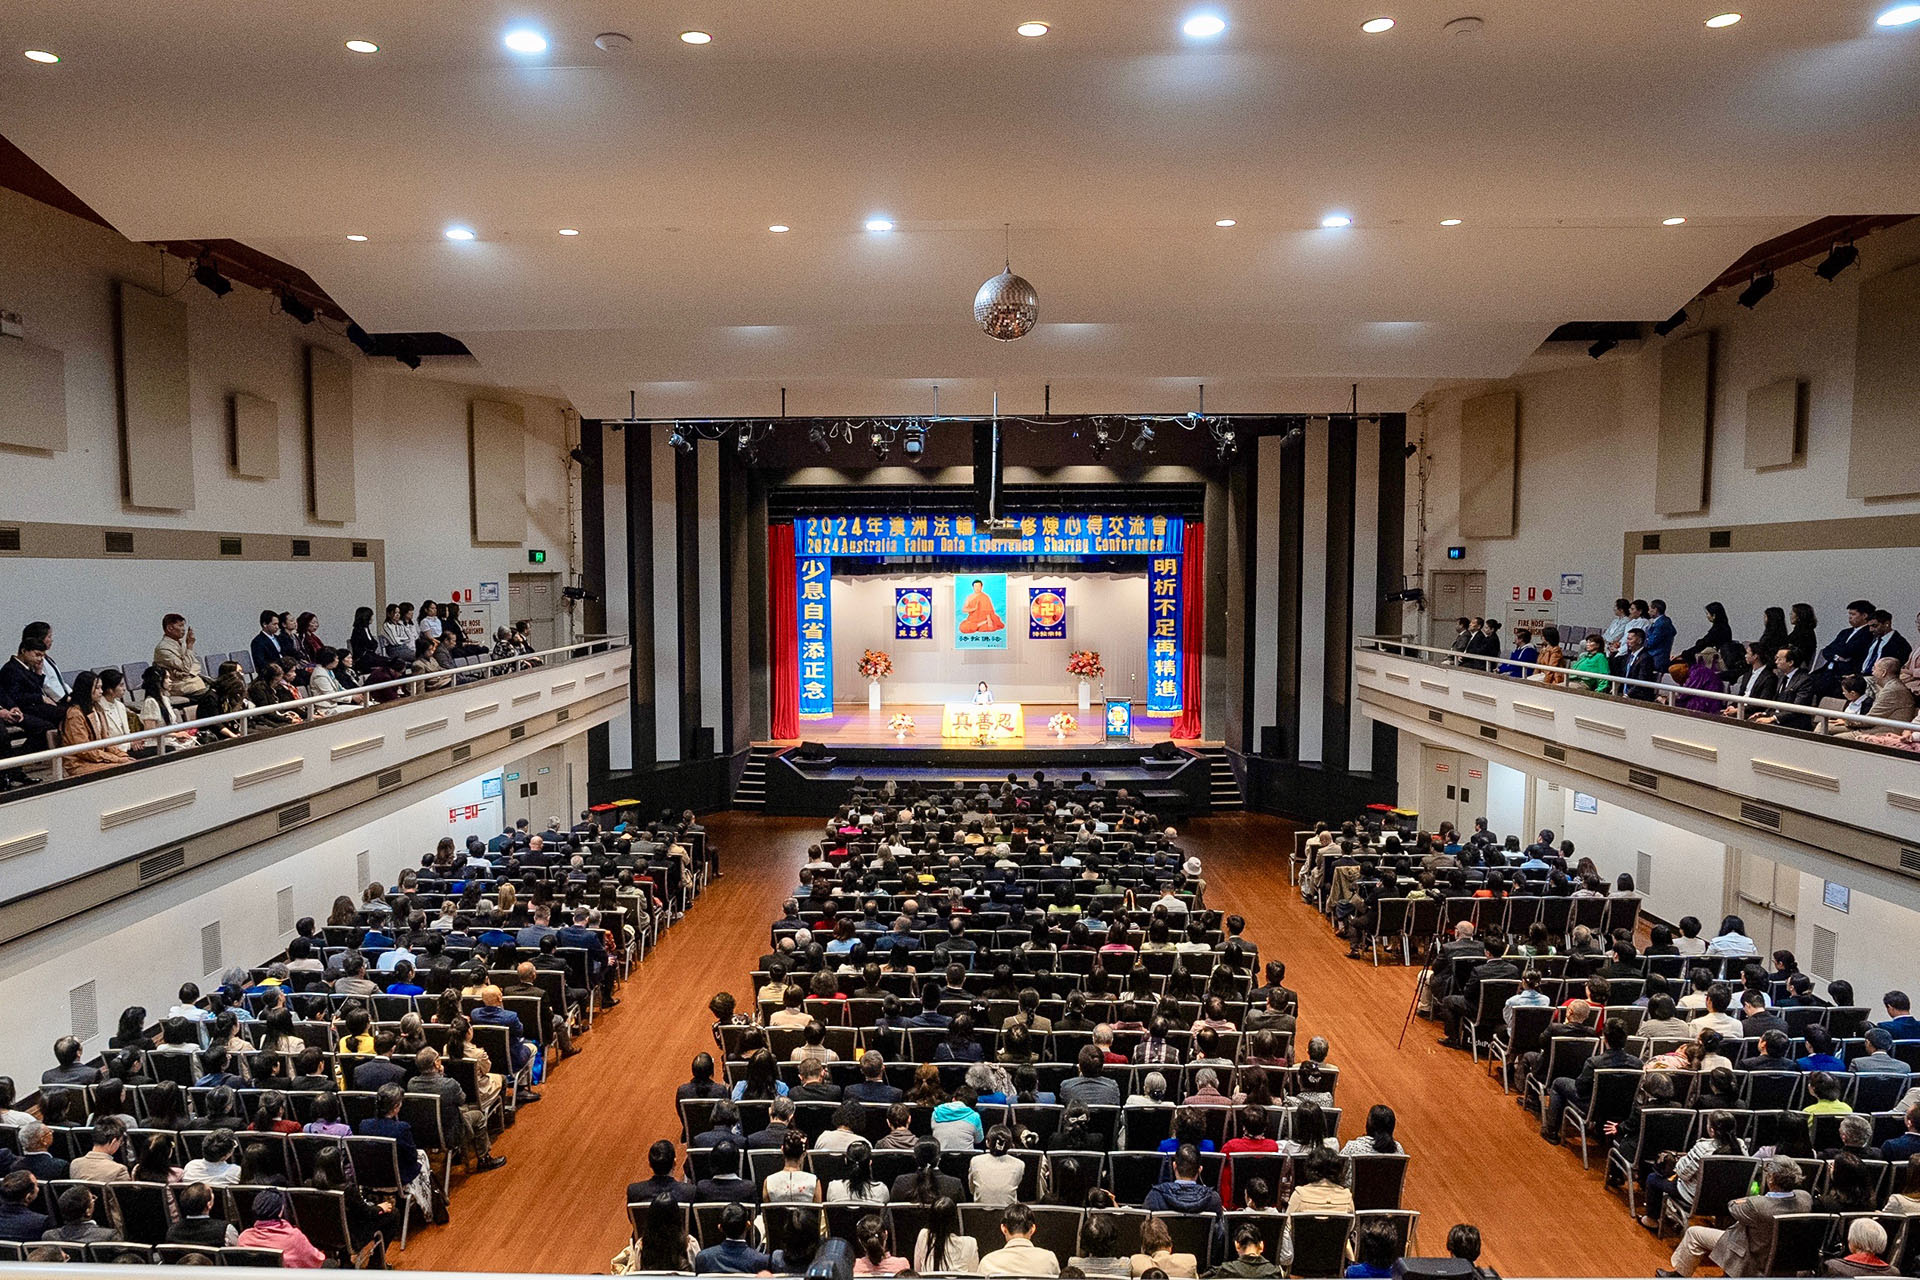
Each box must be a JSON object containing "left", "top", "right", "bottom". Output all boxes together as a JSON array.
[{"left": 527, "top": 549, "right": 546, "bottom": 564}]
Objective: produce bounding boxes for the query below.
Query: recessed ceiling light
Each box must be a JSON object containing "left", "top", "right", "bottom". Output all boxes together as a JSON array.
[
  {"left": 1439, "top": 218, "right": 1463, "bottom": 226},
  {"left": 23, "top": 49, "right": 60, "bottom": 63},
  {"left": 679, "top": 30, "right": 712, "bottom": 44},
  {"left": 345, "top": 39, "right": 379, "bottom": 53},
  {"left": 1662, "top": 216, "right": 1687, "bottom": 226},
  {"left": 1182, "top": 13, "right": 1227, "bottom": 38},
  {"left": 768, "top": 224, "right": 791, "bottom": 233},
  {"left": 1361, "top": 17, "right": 1396, "bottom": 33},
  {"left": 444, "top": 225, "right": 476, "bottom": 241},
  {"left": 1705, "top": 12, "right": 1742, "bottom": 27},
  {"left": 1878, "top": 4, "right": 1920, "bottom": 23},
  {"left": 865, "top": 218, "right": 894, "bottom": 232},
  {"left": 1320, "top": 214, "right": 1352, "bottom": 228},
  {"left": 502, "top": 28, "right": 549, "bottom": 54},
  {"left": 1017, "top": 21, "right": 1051, "bottom": 37},
  {"left": 1214, "top": 218, "right": 1237, "bottom": 228},
  {"left": 558, "top": 228, "right": 580, "bottom": 236},
  {"left": 345, "top": 234, "right": 369, "bottom": 242}
]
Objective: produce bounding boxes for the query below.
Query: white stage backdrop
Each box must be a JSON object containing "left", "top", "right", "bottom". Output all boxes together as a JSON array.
[{"left": 829, "top": 571, "right": 1148, "bottom": 707}]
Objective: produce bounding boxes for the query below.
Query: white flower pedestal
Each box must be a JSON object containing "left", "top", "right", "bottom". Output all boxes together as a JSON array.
[
  {"left": 1077, "top": 679, "right": 1091, "bottom": 710},
  {"left": 868, "top": 679, "right": 882, "bottom": 712}
]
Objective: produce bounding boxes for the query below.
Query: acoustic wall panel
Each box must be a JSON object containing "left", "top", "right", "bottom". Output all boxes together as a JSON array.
[
  {"left": 305, "top": 347, "right": 356, "bottom": 522},
  {"left": 1458, "top": 389, "right": 1517, "bottom": 538},
  {"left": 116, "top": 281, "right": 193, "bottom": 510},
  {"left": 0, "top": 338, "right": 67, "bottom": 453},
  {"left": 468, "top": 399, "right": 528, "bottom": 544},
  {"left": 1848, "top": 259, "right": 1920, "bottom": 499},
  {"left": 1655, "top": 330, "right": 1712, "bottom": 515},
  {"left": 1743, "top": 378, "right": 1800, "bottom": 471},
  {"left": 230, "top": 391, "right": 280, "bottom": 479}
]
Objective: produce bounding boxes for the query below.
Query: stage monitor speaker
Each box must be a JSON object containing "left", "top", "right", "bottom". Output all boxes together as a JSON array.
[
  {"left": 1259, "top": 726, "right": 1281, "bottom": 758},
  {"left": 796, "top": 741, "right": 827, "bottom": 760},
  {"left": 1153, "top": 740, "right": 1182, "bottom": 760},
  {"left": 972, "top": 422, "right": 1003, "bottom": 522},
  {"left": 1393, "top": 1261, "right": 1477, "bottom": 1280}
]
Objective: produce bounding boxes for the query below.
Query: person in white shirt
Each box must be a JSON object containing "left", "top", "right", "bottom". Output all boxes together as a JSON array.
[
  {"left": 417, "top": 600, "right": 444, "bottom": 641},
  {"left": 383, "top": 604, "right": 415, "bottom": 652},
  {"left": 182, "top": 1131, "right": 242, "bottom": 1185},
  {"left": 1602, "top": 598, "right": 1634, "bottom": 656},
  {"left": 306, "top": 649, "right": 347, "bottom": 715},
  {"left": 1673, "top": 917, "right": 1707, "bottom": 957},
  {"left": 1705, "top": 915, "right": 1758, "bottom": 958},
  {"left": 974, "top": 681, "right": 993, "bottom": 705}
]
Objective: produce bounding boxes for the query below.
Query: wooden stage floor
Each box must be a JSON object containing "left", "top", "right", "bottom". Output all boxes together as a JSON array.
[
  {"left": 775, "top": 703, "right": 1185, "bottom": 749},
  {"left": 399, "top": 810, "right": 1674, "bottom": 1276}
]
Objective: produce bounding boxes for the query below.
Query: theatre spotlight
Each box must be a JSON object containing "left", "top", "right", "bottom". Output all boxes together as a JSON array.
[
  {"left": 1132, "top": 424, "right": 1155, "bottom": 453},
  {"left": 1736, "top": 271, "right": 1775, "bottom": 309},
  {"left": 345, "top": 323, "right": 376, "bottom": 355},
  {"left": 1089, "top": 425, "right": 1111, "bottom": 460},
  {"left": 1814, "top": 243, "right": 1859, "bottom": 281},
  {"left": 807, "top": 423, "right": 832, "bottom": 455},
  {"left": 1652, "top": 307, "right": 1689, "bottom": 337},
  {"left": 1587, "top": 338, "right": 1617, "bottom": 360},
  {"left": 568, "top": 446, "right": 591, "bottom": 466},
  {"left": 902, "top": 423, "right": 927, "bottom": 458},
  {"left": 1213, "top": 424, "right": 1237, "bottom": 461},
  {"left": 278, "top": 291, "right": 315, "bottom": 324},
  {"left": 666, "top": 425, "right": 692, "bottom": 452},
  {"left": 393, "top": 343, "right": 422, "bottom": 371},
  {"left": 191, "top": 258, "right": 233, "bottom": 297},
  {"left": 870, "top": 426, "right": 891, "bottom": 462}
]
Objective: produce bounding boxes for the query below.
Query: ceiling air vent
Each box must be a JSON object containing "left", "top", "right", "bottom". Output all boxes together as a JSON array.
[
  {"left": 139, "top": 846, "right": 186, "bottom": 882},
  {"left": 1627, "top": 768, "right": 1658, "bottom": 790},
  {"left": 69, "top": 980, "right": 99, "bottom": 1042},
  {"left": 1740, "top": 802, "right": 1783, "bottom": 831},
  {"left": 219, "top": 536, "right": 242, "bottom": 556},
  {"left": 1811, "top": 925, "right": 1839, "bottom": 978},
  {"left": 555, "top": 707, "right": 570, "bottom": 723},
  {"left": 1709, "top": 530, "right": 1732, "bottom": 549},
  {"left": 0, "top": 527, "right": 20, "bottom": 552},
  {"left": 1544, "top": 744, "right": 1566, "bottom": 761},
  {"left": 1478, "top": 725, "right": 1498, "bottom": 740},
  {"left": 276, "top": 887, "right": 295, "bottom": 934},
  {"left": 451, "top": 744, "right": 473, "bottom": 763},
  {"left": 1901, "top": 847, "right": 1920, "bottom": 875},
  {"left": 1641, "top": 533, "right": 1661, "bottom": 551},
  {"left": 1636, "top": 850, "right": 1654, "bottom": 898},
  {"left": 1427, "top": 709, "right": 1443, "bottom": 723},
  {"left": 509, "top": 725, "right": 526, "bottom": 741},
  {"left": 377, "top": 767, "right": 403, "bottom": 790},
  {"left": 200, "top": 921, "right": 223, "bottom": 975},
  {"left": 351, "top": 541, "right": 368, "bottom": 558},
  {"left": 277, "top": 800, "right": 311, "bottom": 830},
  {"left": 291, "top": 538, "right": 311, "bottom": 557},
  {"left": 104, "top": 530, "right": 135, "bottom": 554}
]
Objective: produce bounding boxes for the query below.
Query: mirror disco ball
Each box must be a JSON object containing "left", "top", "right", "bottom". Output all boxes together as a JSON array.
[{"left": 973, "top": 269, "right": 1038, "bottom": 341}]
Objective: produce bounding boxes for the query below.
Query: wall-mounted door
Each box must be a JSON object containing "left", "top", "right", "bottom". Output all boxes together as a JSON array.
[
  {"left": 1426, "top": 570, "right": 1487, "bottom": 650},
  {"left": 1730, "top": 847, "right": 1799, "bottom": 954}
]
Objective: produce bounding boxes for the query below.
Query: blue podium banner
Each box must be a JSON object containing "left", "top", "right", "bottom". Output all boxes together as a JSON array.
[
  {"left": 796, "top": 512, "right": 1179, "bottom": 558},
  {"left": 1104, "top": 698, "right": 1133, "bottom": 740}
]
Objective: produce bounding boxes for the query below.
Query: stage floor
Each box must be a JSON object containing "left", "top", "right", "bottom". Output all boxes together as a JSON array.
[{"left": 770, "top": 703, "right": 1185, "bottom": 750}]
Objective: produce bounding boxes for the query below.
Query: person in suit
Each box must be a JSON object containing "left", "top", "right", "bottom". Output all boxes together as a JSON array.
[
  {"left": 0, "top": 1171, "right": 50, "bottom": 1243},
  {"left": 1619, "top": 628, "right": 1660, "bottom": 701},
  {"left": 1663, "top": 1155, "right": 1812, "bottom": 1276},
  {"left": 514, "top": 905, "right": 559, "bottom": 950},
  {"left": 0, "top": 626, "right": 64, "bottom": 782},
  {"left": 554, "top": 907, "right": 615, "bottom": 1004},
  {"left": 1440, "top": 932, "right": 1518, "bottom": 1047},
  {"left": 747, "top": 1097, "right": 797, "bottom": 1149},
  {"left": 1861, "top": 610, "right": 1912, "bottom": 670},
  {"left": 165, "top": 1182, "right": 239, "bottom": 1247},
  {"left": 411, "top": 1049, "right": 505, "bottom": 1172},
  {"left": 1643, "top": 599, "right": 1677, "bottom": 671},
  {"left": 1427, "top": 920, "right": 1488, "bottom": 1008},
  {"left": 1725, "top": 642, "right": 1779, "bottom": 718},
  {"left": 693, "top": 1202, "right": 770, "bottom": 1274},
  {"left": 1542, "top": 1018, "right": 1640, "bottom": 1142},
  {"left": 40, "top": 1037, "right": 101, "bottom": 1087},
  {"left": 1464, "top": 618, "right": 1502, "bottom": 671},
  {"left": 42, "top": 1184, "right": 120, "bottom": 1243},
  {"left": 788, "top": 1057, "right": 842, "bottom": 1103},
  {"left": 1861, "top": 658, "right": 1918, "bottom": 724},
  {"left": 1878, "top": 991, "right": 1920, "bottom": 1039},
  {"left": 470, "top": 986, "right": 537, "bottom": 1096},
  {"left": 9, "top": 1124, "right": 66, "bottom": 1184},
  {"left": 628, "top": 1140, "right": 698, "bottom": 1205},
  {"left": 1815, "top": 600, "right": 1878, "bottom": 693},
  {"left": 1740, "top": 991, "right": 1789, "bottom": 1039},
  {"left": 248, "top": 611, "right": 284, "bottom": 679},
  {"left": 355, "top": 1084, "right": 424, "bottom": 1187},
  {"left": 692, "top": 1140, "right": 757, "bottom": 1204},
  {"left": 845, "top": 1050, "right": 904, "bottom": 1104},
  {"left": 1751, "top": 648, "right": 1816, "bottom": 730},
  {"left": 68, "top": 1119, "right": 131, "bottom": 1183}
]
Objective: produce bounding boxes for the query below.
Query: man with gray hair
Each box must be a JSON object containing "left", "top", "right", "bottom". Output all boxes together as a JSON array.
[
  {"left": 1821, "top": 1112, "right": 1884, "bottom": 1162},
  {"left": 1662, "top": 1154, "right": 1810, "bottom": 1276}
]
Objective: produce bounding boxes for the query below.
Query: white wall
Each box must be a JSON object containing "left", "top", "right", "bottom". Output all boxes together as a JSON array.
[
  {"left": 0, "top": 769, "right": 500, "bottom": 1093},
  {"left": 1412, "top": 216, "right": 1920, "bottom": 636},
  {"left": 1550, "top": 783, "right": 1728, "bottom": 927},
  {"left": 0, "top": 188, "right": 577, "bottom": 667},
  {"left": 1484, "top": 761, "right": 1528, "bottom": 846},
  {"left": 1791, "top": 869, "right": 1918, "bottom": 1005},
  {"left": 828, "top": 571, "right": 1148, "bottom": 706}
]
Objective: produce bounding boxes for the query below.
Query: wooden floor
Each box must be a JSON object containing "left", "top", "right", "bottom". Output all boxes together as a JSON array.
[{"left": 400, "top": 810, "right": 1673, "bottom": 1276}]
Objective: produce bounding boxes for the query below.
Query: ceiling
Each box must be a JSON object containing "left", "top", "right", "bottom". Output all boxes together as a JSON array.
[{"left": 4, "top": 1, "right": 1917, "bottom": 416}]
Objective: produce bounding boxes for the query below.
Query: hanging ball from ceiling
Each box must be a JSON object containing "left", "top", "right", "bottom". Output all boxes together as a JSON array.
[{"left": 973, "top": 269, "right": 1039, "bottom": 341}]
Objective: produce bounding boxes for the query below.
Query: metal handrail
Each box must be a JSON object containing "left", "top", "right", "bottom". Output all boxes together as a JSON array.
[
  {"left": 1356, "top": 634, "right": 1920, "bottom": 739},
  {"left": 4, "top": 634, "right": 629, "bottom": 771}
]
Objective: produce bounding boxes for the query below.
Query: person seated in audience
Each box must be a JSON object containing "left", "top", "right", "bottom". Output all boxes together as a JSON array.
[
  {"left": 1824, "top": 1218, "right": 1894, "bottom": 1277},
  {"left": 1341, "top": 1103, "right": 1401, "bottom": 1158},
  {"left": 0, "top": 1172, "right": 49, "bottom": 1243},
  {"left": 629, "top": 1139, "right": 697, "bottom": 1205},
  {"left": 1617, "top": 627, "right": 1659, "bottom": 700},
  {"left": 1567, "top": 634, "right": 1614, "bottom": 693},
  {"left": 1345, "top": 1219, "right": 1404, "bottom": 1279},
  {"left": 1059, "top": 1044, "right": 1121, "bottom": 1106},
  {"left": 166, "top": 1182, "right": 239, "bottom": 1247},
  {"left": 55, "top": 670, "right": 133, "bottom": 777},
  {"left": 1692, "top": 983, "right": 1743, "bottom": 1038},
  {"left": 982, "top": 1201, "right": 1061, "bottom": 1278},
  {"left": 932, "top": 1084, "right": 986, "bottom": 1150},
  {"left": 1738, "top": 1029, "right": 1803, "bottom": 1074},
  {"left": 967, "top": 1125, "right": 1025, "bottom": 1206},
  {"left": 302, "top": 1094, "right": 351, "bottom": 1137},
  {"left": 1877, "top": 989, "right": 1920, "bottom": 1038},
  {"left": 893, "top": 1139, "right": 965, "bottom": 1204},
  {"left": 844, "top": 1049, "right": 902, "bottom": 1104},
  {"left": 1802, "top": 1071, "right": 1852, "bottom": 1120},
  {"left": 1821, "top": 1114, "right": 1884, "bottom": 1166},
  {"left": 762, "top": 1128, "right": 821, "bottom": 1203},
  {"left": 149, "top": 612, "right": 209, "bottom": 699},
  {"left": 1147, "top": 1141, "right": 1223, "bottom": 1213},
  {"left": 747, "top": 1096, "right": 798, "bottom": 1149},
  {"left": 1737, "top": 989, "right": 1786, "bottom": 1038},
  {"left": 1499, "top": 626, "right": 1539, "bottom": 678},
  {"left": 41, "top": 1184, "right": 119, "bottom": 1244},
  {"left": 1636, "top": 992, "right": 1690, "bottom": 1041},
  {"left": 181, "top": 1129, "right": 242, "bottom": 1185},
  {"left": 693, "top": 1138, "right": 756, "bottom": 1205},
  {"left": 1207, "top": 1222, "right": 1284, "bottom": 1279},
  {"left": 41, "top": 1035, "right": 101, "bottom": 1087},
  {"left": 1662, "top": 1154, "right": 1810, "bottom": 1276},
  {"left": 693, "top": 1200, "right": 769, "bottom": 1274},
  {"left": 933, "top": 1012, "right": 985, "bottom": 1063},
  {"left": 1069, "top": 1212, "right": 1136, "bottom": 1279},
  {"left": 1542, "top": 1018, "right": 1639, "bottom": 1143}
]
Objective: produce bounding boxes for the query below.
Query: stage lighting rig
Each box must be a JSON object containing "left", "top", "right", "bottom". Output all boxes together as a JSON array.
[
  {"left": 1815, "top": 243, "right": 1859, "bottom": 281},
  {"left": 277, "top": 291, "right": 315, "bottom": 325},
  {"left": 1736, "top": 272, "right": 1775, "bottom": 309},
  {"left": 666, "top": 425, "right": 693, "bottom": 452},
  {"left": 191, "top": 258, "right": 233, "bottom": 297},
  {"left": 1652, "top": 307, "right": 1689, "bottom": 337},
  {"left": 870, "top": 424, "right": 892, "bottom": 462},
  {"left": 1212, "top": 422, "right": 1237, "bottom": 461},
  {"left": 1588, "top": 338, "right": 1617, "bottom": 360},
  {"left": 1131, "top": 424, "right": 1155, "bottom": 453}
]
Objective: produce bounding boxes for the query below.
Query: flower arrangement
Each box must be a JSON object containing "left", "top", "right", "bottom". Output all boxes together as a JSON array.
[
  {"left": 1066, "top": 650, "right": 1105, "bottom": 680},
  {"left": 888, "top": 713, "right": 915, "bottom": 737},
  {"left": 1048, "top": 712, "right": 1078, "bottom": 736},
  {"left": 857, "top": 649, "right": 894, "bottom": 679}
]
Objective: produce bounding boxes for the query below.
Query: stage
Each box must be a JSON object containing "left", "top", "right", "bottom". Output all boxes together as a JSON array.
[{"left": 772, "top": 703, "right": 1181, "bottom": 750}]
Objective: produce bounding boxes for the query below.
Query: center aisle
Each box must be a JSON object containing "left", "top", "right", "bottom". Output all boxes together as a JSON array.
[{"left": 403, "top": 809, "right": 1672, "bottom": 1275}]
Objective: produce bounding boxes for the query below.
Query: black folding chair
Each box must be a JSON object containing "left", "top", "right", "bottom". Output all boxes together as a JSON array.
[{"left": 1288, "top": 1212, "right": 1355, "bottom": 1278}]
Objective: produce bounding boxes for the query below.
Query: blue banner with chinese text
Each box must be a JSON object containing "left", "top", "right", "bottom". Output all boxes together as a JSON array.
[
  {"left": 1146, "top": 548, "right": 1183, "bottom": 716},
  {"left": 797, "top": 556, "right": 833, "bottom": 718}
]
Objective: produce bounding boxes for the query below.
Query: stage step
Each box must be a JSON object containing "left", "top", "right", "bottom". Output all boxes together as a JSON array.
[
  {"left": 1192, "top": 746, "right": 1244, "bottom": 810},
  {"left": 733, "top": 744, "right": 782, "bottom": 809}
]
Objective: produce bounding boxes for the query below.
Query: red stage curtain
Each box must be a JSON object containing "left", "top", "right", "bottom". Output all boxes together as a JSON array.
[
  {"left": 769, "top": 523, "right": 800, "bottom": 740},
  {"left": 1172, "top": 521, "right": 1205, "bottom": 740}
]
